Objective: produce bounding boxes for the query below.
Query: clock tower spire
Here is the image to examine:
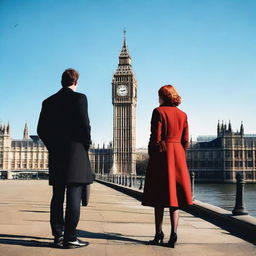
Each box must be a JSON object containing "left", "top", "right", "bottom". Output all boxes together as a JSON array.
[
  {"left": 123, "top": 28, "right": 126, "bottom": 45},
  {"left": 119, "top": 28, "right": 131, "bottom": 65},
  {"left": 111, "top": 30, "right": 137, "bottom": 175}
]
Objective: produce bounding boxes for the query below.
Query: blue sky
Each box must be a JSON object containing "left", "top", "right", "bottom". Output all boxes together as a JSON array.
[{"left": 0, "top": 0, "right": 255, "bottom": 148}]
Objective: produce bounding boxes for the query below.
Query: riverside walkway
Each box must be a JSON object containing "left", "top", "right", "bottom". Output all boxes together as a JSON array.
[{"left": 0, "top": 180, "right": 255, "bottom": 256}]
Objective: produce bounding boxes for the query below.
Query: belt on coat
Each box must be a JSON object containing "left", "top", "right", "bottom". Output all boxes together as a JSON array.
[{"left": 164, "top": 137, "right": 181, "bottom": 143}]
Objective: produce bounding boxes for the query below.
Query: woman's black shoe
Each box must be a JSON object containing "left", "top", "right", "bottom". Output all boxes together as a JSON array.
[
  {"left": 149, "top": 231, "right": 164, "bottom": 245},
  {"left": 167, "top": 232, "right": 177, "bottom": 248}
]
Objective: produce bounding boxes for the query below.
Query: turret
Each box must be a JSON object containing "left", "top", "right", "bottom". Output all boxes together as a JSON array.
[
  {"left": 6, "top": 121, "right": 10, "bottom": 134},
  {"left": 224, "top": 121, "right": 227, "bottom": 134},
  {"left": 0, "top": 122, "right": 10, "bottom": 135},
  {"left": 217, "top": 120, "right": 220, "bottom": 137},
  {"left": 219, "top": 120, "right": 224, "bottom": 136},
  {"left": 228, "top": 120, "right": 232, "bottom": 133},
  {"left": 23, "top": 122, "right": 29, "bottom": 139},
  {"left": 240, "top": 121, "right": 244, "bottom": 136},
  {"left": 3, "top": 125, "right": 7, "bottom": 134}
]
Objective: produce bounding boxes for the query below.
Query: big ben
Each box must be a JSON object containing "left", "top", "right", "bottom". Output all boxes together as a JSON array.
[{"left": 111, "top": 30, "right": 137, "bottom": 175}]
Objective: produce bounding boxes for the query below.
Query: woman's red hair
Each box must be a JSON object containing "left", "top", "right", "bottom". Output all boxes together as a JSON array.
[{"left": 158, "top": 85, "right": 181, "bottom": 106}]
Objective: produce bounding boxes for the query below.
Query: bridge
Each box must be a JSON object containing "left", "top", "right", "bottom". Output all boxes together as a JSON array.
[{"left": 0, "top": 180, "right": 255, "bottom": 256}]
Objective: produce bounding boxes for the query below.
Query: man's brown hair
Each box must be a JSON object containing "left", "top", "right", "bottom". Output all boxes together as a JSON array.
[{"left": 61, "top": 68, "right": 79, "bottom": 87}]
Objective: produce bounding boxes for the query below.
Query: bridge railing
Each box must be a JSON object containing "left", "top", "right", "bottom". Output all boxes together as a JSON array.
[
  {"left": 95, "top": 172, "right": 196, "bottom": 197},
  {"left": 95, "top": 172, "right": 196, "bottom": 199},
  {"left": 95, "top": 171, "right": 248, "bottom": 216},
  {"left": 95, "top": 173, "right": 146, "bottom": 190}
]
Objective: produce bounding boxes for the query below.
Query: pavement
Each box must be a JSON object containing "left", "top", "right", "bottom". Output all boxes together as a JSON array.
[{"left": 0, "top": 180, "right": 255, "bottom": 256}]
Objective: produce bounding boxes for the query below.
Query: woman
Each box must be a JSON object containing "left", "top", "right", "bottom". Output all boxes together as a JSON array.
[{"left": 142, "top": 84, "right": 193, "bottom": 248}]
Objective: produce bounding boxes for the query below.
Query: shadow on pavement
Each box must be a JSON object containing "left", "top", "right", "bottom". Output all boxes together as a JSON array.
[
  {"left": 0, "top": 234, "right": 53, "bottom": 248},
  {"left": 78, "top": 229, "right": 147, "bottom": 244},
  {"left": 0, "top": 231, "right": 147, "bottom": 248}
]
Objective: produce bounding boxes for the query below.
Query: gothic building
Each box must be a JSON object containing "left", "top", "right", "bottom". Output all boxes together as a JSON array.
[
  {"left": 0, "top": 122, "right": 48, "bottom": 179},
  {"left": 111, "top": 30, "right": 137, "bottom": 175},
  {"left": 187, "top": 120, "right": 256, "bottom": 182},
  {"left": 89, "top": 142, "right": 113, "bottom": 175}
]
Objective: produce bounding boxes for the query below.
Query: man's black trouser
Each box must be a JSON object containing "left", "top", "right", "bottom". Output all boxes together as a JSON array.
[{"left": 50, "top": 183, "right": 83, "bottom": 241}]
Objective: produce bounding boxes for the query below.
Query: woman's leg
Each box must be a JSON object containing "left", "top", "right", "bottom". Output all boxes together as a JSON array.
[
  {"left": 154, "top": 207, "right": 164, "bottom": 234},
  {"left": 169, "top": 207, "right": 179, "bottom": 234}
]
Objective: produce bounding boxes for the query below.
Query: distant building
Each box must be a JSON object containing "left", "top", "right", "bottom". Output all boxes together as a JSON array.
[
  {"left": 0, "top": 122, "right": 114, "bottom": 179},
  {"left": 89, "top": 142, "right": 113, "bottom": 175},
  {"left": 187, "top": 120, "right": 256, "bottom": 183},
  {"left": 196, "top": 136, "right": 217, "bottom": 142},
  {"left": 0, "top": 122, "right": 48, "bottom": 179}
]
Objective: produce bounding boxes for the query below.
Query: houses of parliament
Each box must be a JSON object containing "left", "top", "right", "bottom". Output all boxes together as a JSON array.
[
  {"left": 187, "top": 121, "right": 256, "bottom": 182},
  {"left": 0, "top": 121, "right": 113, "bottom": 179}
]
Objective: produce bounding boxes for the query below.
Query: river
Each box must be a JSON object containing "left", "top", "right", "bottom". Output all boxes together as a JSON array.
[{"left": 194, "top": 183, "right": 256, "bottom": 217}]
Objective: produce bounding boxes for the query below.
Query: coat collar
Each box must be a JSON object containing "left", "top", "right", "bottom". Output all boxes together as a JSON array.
[
  {"left": 58, "top": 86, "right": 75, "bottom": 93},
  {"left": 160, "top": 102, "right": 176, "bottom": 107}
]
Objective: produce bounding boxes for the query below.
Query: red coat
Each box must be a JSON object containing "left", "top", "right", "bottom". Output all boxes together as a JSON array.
[{"left": 142, "top": 104, "right": 193, "bottom": 208}]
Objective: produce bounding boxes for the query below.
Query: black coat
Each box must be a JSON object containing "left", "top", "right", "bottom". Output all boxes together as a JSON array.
[{"left": 37, "top": 86, "right": 94, "bottom": 186}]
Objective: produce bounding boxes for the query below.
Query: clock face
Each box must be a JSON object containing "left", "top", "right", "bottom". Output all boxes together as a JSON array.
[{"left": 117, "top": 85, "right": 128, "bottom": 96}]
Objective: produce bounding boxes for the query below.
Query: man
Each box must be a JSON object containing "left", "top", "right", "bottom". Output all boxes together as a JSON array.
[{"left": 37, "top": 68, "right": 94, "bottom": 249}]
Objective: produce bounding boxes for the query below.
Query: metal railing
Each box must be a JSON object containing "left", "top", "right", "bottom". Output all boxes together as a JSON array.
[
  {"left": 95, "top": 171, "right": 196, "bottom": 198},
  {"left": 95, "top": 173, "right": 146, "bottom": 190},
  {"left": 95, "top": 171, "right": 249, "bottom": 216}
]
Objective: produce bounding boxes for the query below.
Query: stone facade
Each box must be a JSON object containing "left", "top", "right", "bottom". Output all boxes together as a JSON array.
[
  {"left": 89, "top": 142, "right": 113, "bottom": 175},
  {"left": 187, "top": 121, "right": 256, "bottom": 182},
  {"left": 0, "top": 122, "right": 48, "bottom": 179}
]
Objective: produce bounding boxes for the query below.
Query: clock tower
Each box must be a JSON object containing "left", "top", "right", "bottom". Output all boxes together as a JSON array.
[{"left": 111, "top": 30, "right": 137, "bottom": 175}]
